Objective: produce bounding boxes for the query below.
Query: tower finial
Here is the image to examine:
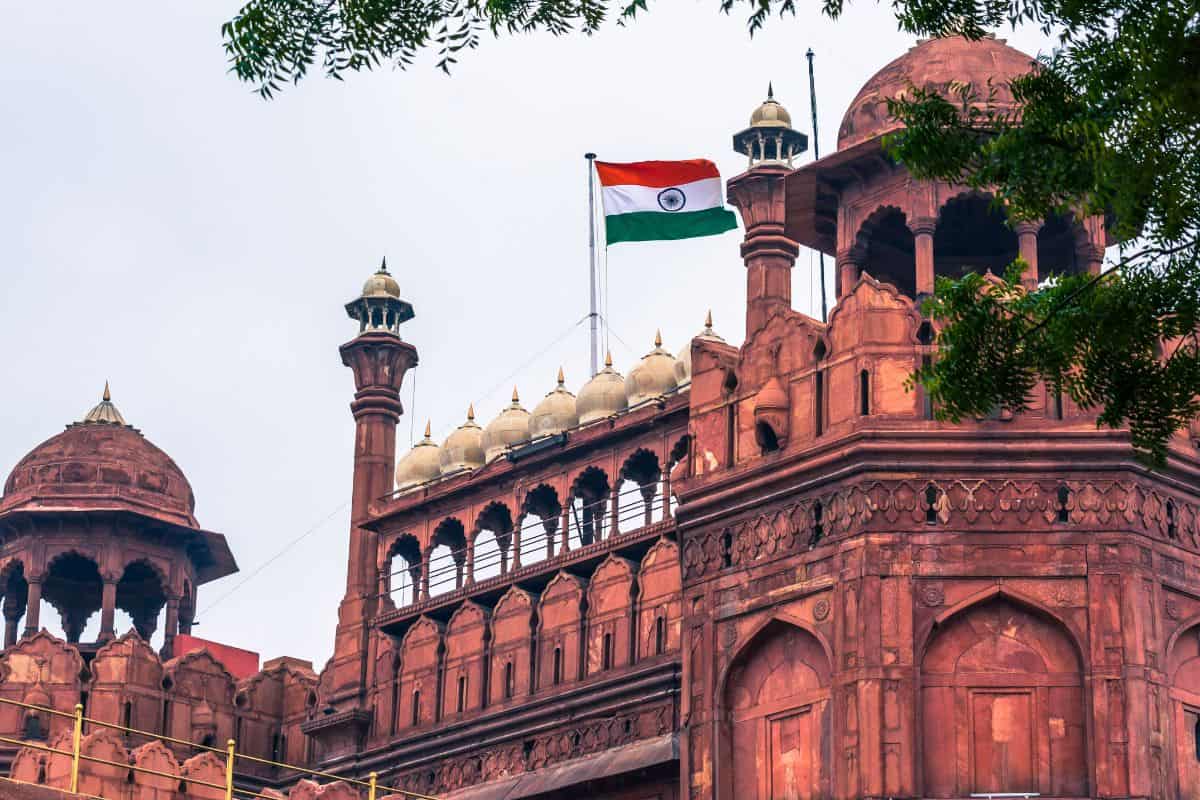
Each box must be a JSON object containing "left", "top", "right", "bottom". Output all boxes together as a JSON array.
[
  {"left": 705, "top": 309, "right": 713, "bottom": 330},
  {"left": 467, "top": 403, "right": 475, "bottom": 421},
  {"left": 379, "top": 256, "right": 389, "bottom": 273},
  {"left": 557, "top": 366, "right": 565, "bottom": 386},
  {"left": 605, "top": 350, "right": 613, "bottom": 368},
  {"left": 102, "top": 380, "right": 111, "bottom": 402},
  {"left": 512, "top": 385, "right": 520, "bottom": 403},
  {"left": 424, "top": 419, "right": 431, "bottom": 439},
  {"left": 654, "top": 329, "right": 663, "bottom": 348},
  {"left": 767, "top": 82, "right": 774, "bottom": 101}
]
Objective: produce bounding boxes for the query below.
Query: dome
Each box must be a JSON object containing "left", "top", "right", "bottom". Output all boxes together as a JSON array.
[
  {"left": 396, "top": 422, "right": 442, "bottom": 489},
  {"left": 530, "top": 368, "right": 578, "bottom": 439},
  {"left": 440, "top": 405, "right": 484, "bottom": 473},
  {"left": 482, "top": 388, "right": 532, "bottom": 463},
  {"left": 676, "top": 311, "right": 726, "bottom": 383},
  {"left": 750, "top": 83, "right": 792, "bottom": 128},
  {"left": 361, "top": 258, "right": 401, "bottom": 299},
  {"left": 838, "top": 36, "right": 1037, "bottom": 151},
  {"left": 577, "top": 352, "right": 629, "bottom": 424},
  {"left": 627, "top": 331, "right": 680, "bottom": 406},
  {"left": 0, "top": 386, "right": 197, "bottom": 529}
]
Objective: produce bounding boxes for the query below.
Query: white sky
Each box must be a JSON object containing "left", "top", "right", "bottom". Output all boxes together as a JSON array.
[{"left": 0, "top": 3, "right": 1056, "bottom": 671}]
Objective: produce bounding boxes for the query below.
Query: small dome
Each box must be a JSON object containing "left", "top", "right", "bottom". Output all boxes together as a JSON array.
[
  {"left": 396, "top": 422, "right": 442, "bottom": 489},
  {"left": 676, "top": 311, "right": 726, "bottom": 383},
  {"left": 440, "top": 406, "right": 484, "bottom": 473},
  {"left": 482, "top": 388, "right": 532, "bottom": 462},
  {"left": 627, "top": 331, "right": 680, "bottom": 406},
  {"left": 530, "top": 368, "right": 579, "bottom": 439},
  {"left": 750, "top": 83, "right": 792, "bottom": 129},
  {"left": 361, "top": 258, "right": 401, "bottom": 299},
  {"left": 577, "top": 352, "right": 629, "bottom": 424}
]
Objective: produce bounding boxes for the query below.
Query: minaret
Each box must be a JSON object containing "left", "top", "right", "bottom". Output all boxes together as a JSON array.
[
  {"left": 727, "top": 86, "right": 809, "bottom": 334},
  {"left": 327, "top": 259, "right": 418, "bottom": 731}
]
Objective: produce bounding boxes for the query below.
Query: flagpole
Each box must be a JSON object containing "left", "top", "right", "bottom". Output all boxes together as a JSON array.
[
  {"left": 586, "top": 152, "right": 599, "bottom": 376},
  {"left": 806, "top": 48, "right": 828, "bottom": 323}
]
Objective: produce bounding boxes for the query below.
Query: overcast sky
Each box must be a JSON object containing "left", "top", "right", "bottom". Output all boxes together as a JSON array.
[{"left": 0, "top": 4, "right": 1056, "bottom": 671}]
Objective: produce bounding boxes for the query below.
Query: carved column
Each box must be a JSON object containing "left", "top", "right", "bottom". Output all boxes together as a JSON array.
[
  {"left": 609, "top": 486, "right": 620, "bottom": 538},
  {"left": 161, "top": 596, "right": 180, "bottom": 659},
  {"left": 23, "top": 577, "right": 42, "bottom": 637},
  {"left": 3, "top": 589, "right": 26, "bottom": 647},
  {"left": 836, "top": 246, "right": 864, "bottom": 298},
  {"left": 560, "top": 505, "right": 571, "bottom": 554},
  {"left": 726, "top": 163, "right": 799, "bottom": 335},
  {"left": 641, "top": 483, "right": 656, "bottom": 527},
  {"left": 99, "top": 575, "right": 118, "bottom": 641},
  {"left": 465, "top": 531, "right": 476, "bottom": 586},
  {"left": 511, "top": 518, "right": 522, "bottom": 570},
  {"left": 662, "top": 471, "right": 672, "bottom": 519},
  {"left": 1015, "top": 220, "right": 1041, "bottom": 288},
  {"left": 420, "top": 551, "right": 431, "bottom": 601},
  {"left": 911, "top": 217, "right": 936, "bottom": 296}
]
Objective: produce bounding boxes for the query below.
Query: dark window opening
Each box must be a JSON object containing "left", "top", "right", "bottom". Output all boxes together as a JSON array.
[
  {"left": 654, "top": 616, "right": 666, "bottom": 656},
  {"left": 552, "top": 647, "right": 563, "bottom": 685},
  {"left": 1052, "top": 389, "right": 1064, "bottom": 420},
  {"left": 602, "top": 632, "right": 613, "bottom": 671},
  {"left": 161, "top": 700, "right": 170, "bottom": 736},
  {"left": 504, "top": 662, "right": 515, "bottom": 699},
  {"left": 1057, "top": 486, "right": 1071, "bottom": 523},
  {"left": 755, "top": 420, "right": 780, "bottom": 453},
  {"left": 270, "top": 733, "right": 281, "bottom": 762},
  {"left": 925, "top": 485, "right": 939, "bottom": 525},
  {"left": 859, "top": 369, "right": 870, "bottom": 416},
  {"left": 23, "top": 714, "right": 43, "bottom": 741},
  {"left": 810, "top": 501, "right": 824, "bottom": 547},
  {"left": 411, "top": 690, "right": 421, "bottom": 727},
  {"left": 1168, "top": 500, "right": 1178, "bottom": 539},
  {"left": 921, "top": 355, "right": 934, "bottom": 420},
  {"left": 1194, "top": 716, "right": 1200, "bottom": 761},
  {"left": 36, "top": 763, "right": 46, "bottom": 784},
  {"left": 279, "top": 735, "right": 286, "bottom": 761},
  {"left": 814, "top": 371, "right": 825, "bottom": 436},
  {"left": 457, "top": 675, "right": 468, "bottom": 713},
  {"left": 917, "top": 321, "right": 934, "bottom": 346},
  {"left": 233, "top": 715, "right": 241, "bottom": 747},
  {"left": 721, "top": 530, "right": 733, "bottom": 568},
  {"left": 200, "top": 734, "right": 216, "bottom": 748}
]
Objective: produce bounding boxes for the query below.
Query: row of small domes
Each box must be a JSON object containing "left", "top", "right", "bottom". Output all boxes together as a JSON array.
[{"left": 396, "top": 317, "right": 724, "bottom": 489}]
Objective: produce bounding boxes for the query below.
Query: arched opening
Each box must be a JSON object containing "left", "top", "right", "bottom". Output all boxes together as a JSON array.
[
  {"left": 655, "top": 616, "right": 666, "bottom": 656},
  {"left": 857, "top": 206, "right": 916, "bottom": 297},
  {"left": 117, "top": 560, "right": 168, "bottom": 646},
  {"left": 570, "top": 467, "right": 611, "bottom": 548},
  {"left": 722, "top": 620, "right": 832, "bottom": 800},
  {"left": 602, "top": 632, "right": 613, "bottom": 671},
  {"left": 504, "top": 661, "right": 515, "bottom": 700},
  {"left": 473, "top": 502, "right": 514, "bottom": 582},
  {"left": 520, "top": 484, "right": 562, "bottom": 564},
  {"left": 42, "top": 552, "right": 103, "bottom": 643},
  {"left": 859, "top": 369, "right": 870, "bottom": 416},
  {"left": 1, "top": 561, "right": 28, "bottom": 647},
  {"left": 1169, "top": 621, "right": 1200, "bottom": 795},
  {"left": 935, "top": 193, "right": 1018, "bottom": 280},
  {"left": 428, "top": 518, "right": 467, "bottom": 597},
  {"left": 456, "top": 675, "right": 467, "bottom": 713},
  {"left": 385, "top": 534, "right": 422, "bottom": 607},
  {"left": 755, "top": 420, "right": 780, "bottom": 453},
  {"left": 1037, "top": 212, "right": 1087, "bottom": 282},
  {"left": 921, "top": 596, "right": 1087, "bottom": 797},
  {"left": 619, "top": 449, "right": 662, "bottom": 529},
  {"left": 552, "top": 647, "right": 563, "bottom": 685}
]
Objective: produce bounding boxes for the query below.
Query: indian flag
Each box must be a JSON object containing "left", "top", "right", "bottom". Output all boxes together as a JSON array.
[{"left": 595, "top": 159, "right": 738, "bottom": 245}]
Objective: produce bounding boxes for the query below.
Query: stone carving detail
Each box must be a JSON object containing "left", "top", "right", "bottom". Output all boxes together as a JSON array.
[
  {"left": 813, "top": 598, "right": 831, "bottom": 621},
  {"left": 918, "top": 584, "right": 945, "bottom": 608},
  {"left": 390, "top": 704, "right": 671, "bottom": 795},
  {"left": 682, "top": 477, "right": 1200, "bottom": 581}
]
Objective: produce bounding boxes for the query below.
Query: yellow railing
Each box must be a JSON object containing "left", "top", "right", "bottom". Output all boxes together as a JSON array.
[{"left": 0, "top": 696, "right": 436, "bottom": 800}]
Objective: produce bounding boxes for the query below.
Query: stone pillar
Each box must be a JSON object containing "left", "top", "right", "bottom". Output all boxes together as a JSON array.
[
  {"left": 511, "top": 519, "right": 522, "bottom": 570},
  {"left": 23, "top": 578, "right": 42, "bottom": 637},
  {"left": 836, "top": 246, "right": 864, "bottom": 298},
  {"left": 560, "top": 505, "right": 571, "bottom": 554},
  {"left": 161, "top": 596, "right": 179, "bottom": 659},
  {"left": 662, "top": 471, "right": 672, "bottom": 519},
  {"left": 609, "top": 486, "right": 620, "bottom": 538},
  {"left": 3, "top": 589, "right": 26, "bottom": 647},
  {"left": 641, "top": 483, "right": 656, "bottom": 527},
  {"left": 543, "top": 518, "right": 558, "bottom": 560},
  {"left": 1015, "top": 220, "right": 1041, "bottom": 288},
  {"left": 1085, "top": 243, "right": 1105, "bottom": 275},
  {"left": 420, "top": 551, "right": 431, "bottom": 601},
  {"left": 911, "top": 217, "right": 936, "bottom": 297},
  {"left": 465, "top": 532, "right": 476, "bottom": 586},
  {"left": 726, "top": 164, "right": 799, "bottom": 335},
  {"left": 99, "top": 576, "right": 118, "bottom": 641}
]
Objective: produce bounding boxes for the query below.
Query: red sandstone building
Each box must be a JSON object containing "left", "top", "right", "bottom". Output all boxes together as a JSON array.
[{"left": 3, "top": 34, "right": 1199, "bottom": 800}]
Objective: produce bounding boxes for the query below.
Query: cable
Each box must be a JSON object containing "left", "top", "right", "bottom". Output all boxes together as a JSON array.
[{"left": 198, "top": 500, "right": 351, "bottom": 616}]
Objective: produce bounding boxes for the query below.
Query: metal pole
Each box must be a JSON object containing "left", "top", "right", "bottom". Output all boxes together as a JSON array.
[
  {"left": 224, "top": 739, "right": 236, "bottom": 800},
  {"left": 69, "top": 703, "right": 83, "bottom": 794},
  {"left": 369, "top": 771, "right": 378, "bottom": 800},
  {"left": 586, "top": 152, "right": 599, "bottom": 376},
  {"left": 806, "top": 48, "right": 828, "bottom": 323}
]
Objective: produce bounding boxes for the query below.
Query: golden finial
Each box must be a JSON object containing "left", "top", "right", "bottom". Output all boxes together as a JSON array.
[
  {"left": 767, "top": 82, "right": 774, "bottom": 101},
  {"left": 654, "top": 329, "right": 663, "bottom": 348},
  {"left": 102, "top": 381, "right": 111, "bottom": 402},
  {"left": 467, "top": 403, "right": 475, "bottom": 421},
  {"left": 705, "top": 309, "right": 713, "bottom": 330},
  {"left": 423, "top": 420, "right": 432, "bottom": 439},
  {"left": 605, "top": 350, "right": 613, "bottom": 368},
  {"left": 557, "top": 366, "right": 565, "bottom": 386},
  {"left": 512, "top": 386, "right": 520, "bottom": 403}
]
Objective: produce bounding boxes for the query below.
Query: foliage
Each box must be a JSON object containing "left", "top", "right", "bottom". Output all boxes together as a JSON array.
[{"left": 221, "top": 0, "right": 1200, "bottom": 463}]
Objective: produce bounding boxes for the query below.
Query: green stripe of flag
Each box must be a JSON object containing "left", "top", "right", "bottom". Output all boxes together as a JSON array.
[{"left": 605, "top": 207, "right": 738, "bottom": 245}]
